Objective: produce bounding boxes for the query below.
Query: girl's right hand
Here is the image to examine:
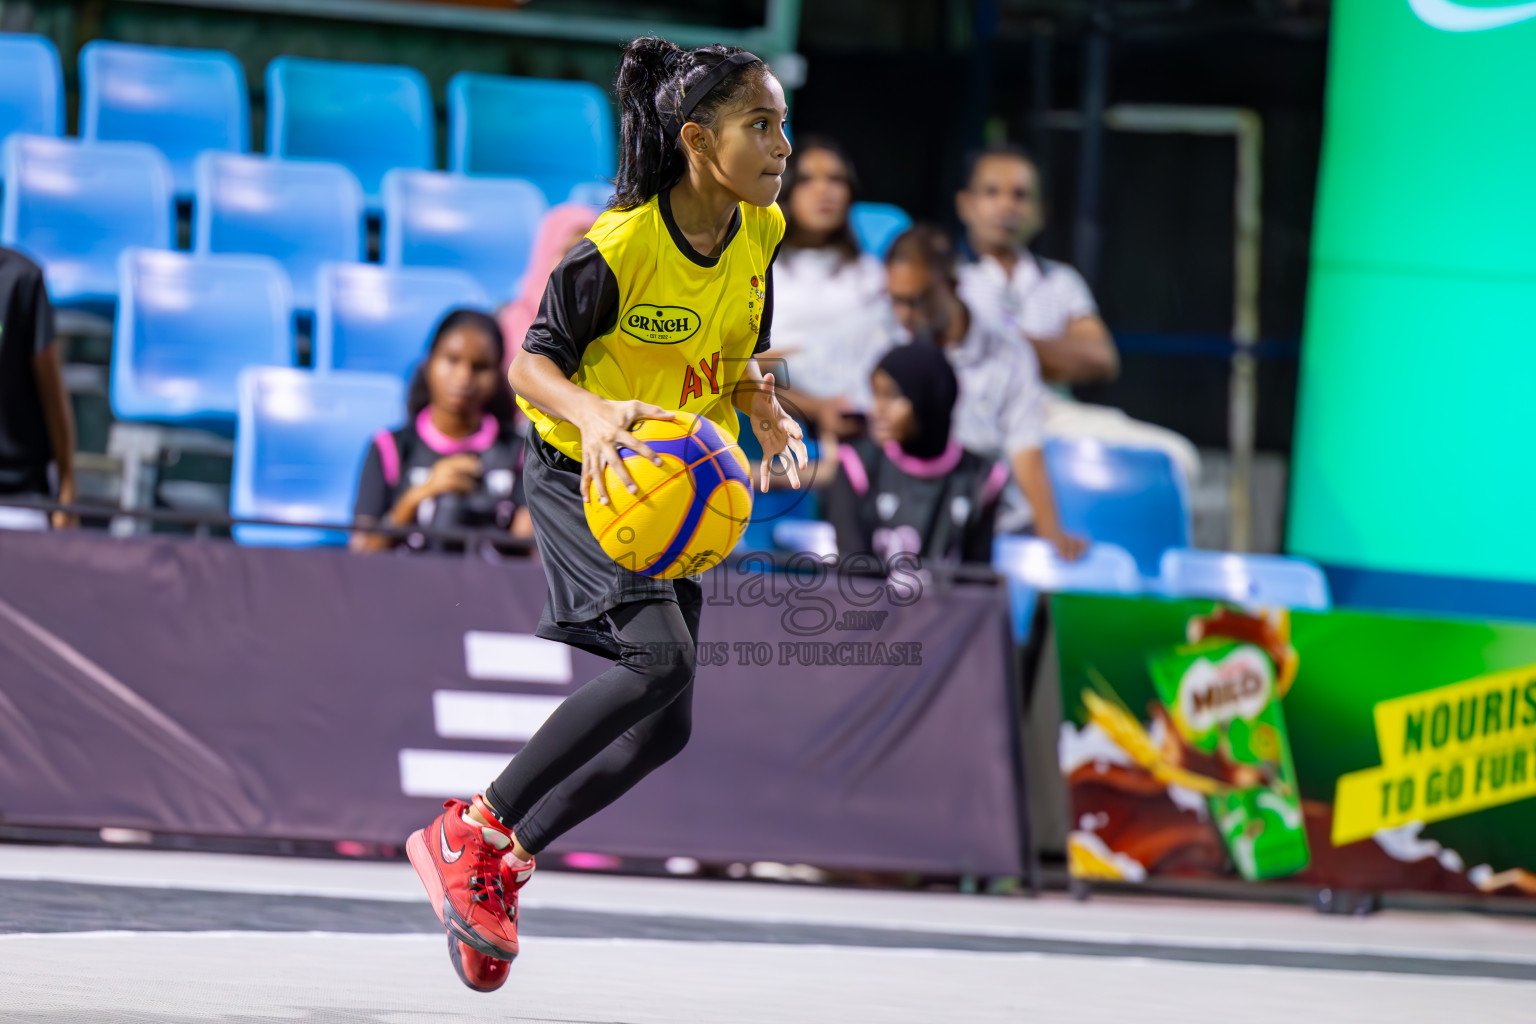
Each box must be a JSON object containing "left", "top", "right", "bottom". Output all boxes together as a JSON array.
[{"left": 575, "top": 399, "right": 675, "bottom": 506}]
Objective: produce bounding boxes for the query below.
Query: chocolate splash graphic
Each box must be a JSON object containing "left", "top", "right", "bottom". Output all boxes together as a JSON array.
[{"left": 1068, "top": 755, "right": 1534, "bottom": 895}]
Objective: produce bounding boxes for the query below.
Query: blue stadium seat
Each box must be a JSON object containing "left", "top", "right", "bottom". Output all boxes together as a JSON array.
[
  {"left": 1, "top": 135, "right": 174, "bottom": 306},
  {"left": 1157, "top": 548, "right": 1332, "bottom": 610},
  {"left": 79, "top": 40, "right": 248, "bottom": 197},
  {"left": 232, "top": 367, "right": 404, "bottom": 546},
  {"left": 994, "top": 535, "right": 1143, "bottom": 593},
  {"left": 382, "top": 170, "right": 547, "bottom": 302},
  {"left": 993, "top": 535, "right": 1142, "bottom": 643},
  {"left": 0, "top": 34, "right": 64, "bottom": 149},
  {"left": 1044, "top": 437, "right": 1191, "bottom": 579},
  {"left": 772, "top": 518, "right": 837, "bottom": 559},
  {"left": 850, "top": 202, "right": 912, "bottom": 259},
  {"left": 314, "top": 263, "right": 488, "bottom": 381},
  {"left": 194, "top": 153, "right": 365, "bottom": 314},
  {"left": 448, "top": 72, "right": 615, "bottom": 204},
  {"left": 112, "top": 248, "right": 294, "bottom": 430},
  {"left": 565, "top": 180, "right": 615, "bottom": 209},
  {"left": 742, "top": 486, "right": 823, "bottom": 551},
  {"left": 267, "top": 56, "right": 433, "bottom": 209},
  {"left": 731, "top": 414, "right": 822, "bottom": 553}
]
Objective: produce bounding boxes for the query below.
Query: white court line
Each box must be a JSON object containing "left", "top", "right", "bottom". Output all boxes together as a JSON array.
[
  {"left": 4, "top": 932, "right": 1533, "bottom": 1024},
  {"left": 0, "top": 930, "right": 441, "bottom": 943},
  {"left": 0, "top": 930, "right": 1453, "bottom": 968},
  {"left": 3, "top": 848, "right": 1535, "bottom": 967},
  {"left": 0, "top": 931, "right": 1074, "bottom": 964},
  {"left": 1, "top": 884, "right": 1533, "bottom": 967},
  {"left": 0, "top": 871, "right": 424, "bottom": 902},
  {"left": 519, "top": 902, "right": 1536, "bottom": 966},
  {"left": 0, "top": 848, "right": 424, "bottom": 902},
  {"left": 2, "top": 930, "right": 1534, "bottom": 983}
]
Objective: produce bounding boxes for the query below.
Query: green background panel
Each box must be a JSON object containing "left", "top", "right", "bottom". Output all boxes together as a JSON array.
[
  {"left": 1291, "top": 267, "right": 1536, "bottom": 578},
  {"left": 1290, "top": 0, "right": 1536, "bottom": 582}
]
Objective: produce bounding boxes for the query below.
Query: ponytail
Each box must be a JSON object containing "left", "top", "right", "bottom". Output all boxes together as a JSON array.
[{"left": 612, "top": 37, "right": 768, "bottom": 211}]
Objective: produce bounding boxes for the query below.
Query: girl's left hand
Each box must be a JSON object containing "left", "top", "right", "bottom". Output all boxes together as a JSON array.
[{"left": 749, "top": 372, "right": 809, "bottom": 493}]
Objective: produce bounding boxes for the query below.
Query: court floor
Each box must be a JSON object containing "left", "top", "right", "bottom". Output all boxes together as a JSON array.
[{"left": 1, "top": 845, "right": 1534, "bottom": 1023}]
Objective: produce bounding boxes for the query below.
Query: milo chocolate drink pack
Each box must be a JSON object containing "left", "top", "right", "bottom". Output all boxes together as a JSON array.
[{"left": 1147, "top": 626, "right": 1310, "bottom": 881}]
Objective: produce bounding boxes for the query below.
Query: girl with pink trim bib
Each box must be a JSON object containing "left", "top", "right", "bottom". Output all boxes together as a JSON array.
[{"left": 352, "top": 309, "right": 534, "bottom": 553}]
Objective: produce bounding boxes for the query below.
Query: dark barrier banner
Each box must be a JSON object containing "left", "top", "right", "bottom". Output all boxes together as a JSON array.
[
  {"left": 1055, "top": 594, "right": 1536, "bottom": 897},
  {"left": 0, "top": 532, "right": 1021, "bottom": 877}
]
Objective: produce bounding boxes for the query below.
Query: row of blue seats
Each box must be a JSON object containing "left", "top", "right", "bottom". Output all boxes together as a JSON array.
[
  {"left": 997, "top": 536, "right": 1330, "bottom": 641},
  {"left": 2, "top": 134, "right": 559, "bottom": 309},
  {"left": 232, "top": 368, "right": 404, "bottom": 546},
  {"left": 0, "top": 34, "right": 613, "bottom": 207},
  {"left": 775, "top": 437, "right": 1195, "bottom": 571},
  {"left": 987, "top": 439, "right": 1329, "bottom": 640},
  {"left": 773, "top": 442, "right": 1327, "bottom": 632},
  {"left": 1, "top": 130, "right": 915, "bottom": 313},
  {"left": 995, "top": 534, "right": 1330, "bottom": 606},
  {"left": 230, "top": 365, "right": 1144, "bottom": 551},
  {"left": 228, "top": 371, "right": 1331, "bottom": 626},
  {"left": 112, "top": 248, "right": 487, "bottom": 427}
]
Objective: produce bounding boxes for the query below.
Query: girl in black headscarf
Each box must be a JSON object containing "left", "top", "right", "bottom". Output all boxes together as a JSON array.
[{"left": 820, "top": 341, "right": 1008, "bottom": 565}]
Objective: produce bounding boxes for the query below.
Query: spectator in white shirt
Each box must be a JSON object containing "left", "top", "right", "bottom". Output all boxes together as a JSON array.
[
  {"left": 769, "top": 137, "right": 892, "bottom": 438},
  {"left": 885, "top": 226, "right": 1085, "bottom": 559},
  {"left": 955, "top": 144, "right": 1200, "bottom": 484}
]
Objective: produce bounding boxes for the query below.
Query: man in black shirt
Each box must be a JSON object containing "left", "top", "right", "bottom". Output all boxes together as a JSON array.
[{"left": 0, "top": 248, "right": 75, "bottom": 528}]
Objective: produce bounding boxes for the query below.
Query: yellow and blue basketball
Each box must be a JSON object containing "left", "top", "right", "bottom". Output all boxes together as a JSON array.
[{"left": 584, "top": 411, "right": 753, "bottom": 578}]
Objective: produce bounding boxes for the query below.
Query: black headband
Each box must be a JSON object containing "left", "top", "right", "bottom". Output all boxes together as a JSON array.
[{"left": 666, "top": 51, "right": 762, "bottom": 139}]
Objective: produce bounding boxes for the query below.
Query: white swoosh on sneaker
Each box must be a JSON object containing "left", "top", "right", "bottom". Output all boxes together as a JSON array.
[
  {"left": 440, "top": 821, "right": 464, "bottom": 863},
  {"left": 1408, "top": 0, "right": 1536, "bottom": 31}
]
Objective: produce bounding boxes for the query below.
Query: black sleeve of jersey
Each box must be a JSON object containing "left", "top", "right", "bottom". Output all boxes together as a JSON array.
[
  {"left": 522, "top": 239, "right": 620, "bottom": 377},
  {"left": 18, "top": 259, "right": 54, "bottom": 356},
  {"left": 823, "top": 464, "right": 873, "bottom": 560},
  {"left": 754, "top": 241, "right": 782, "bottom": 355},
  {"left": 353, "top": 441, "right": 390, "bottom": 522}
]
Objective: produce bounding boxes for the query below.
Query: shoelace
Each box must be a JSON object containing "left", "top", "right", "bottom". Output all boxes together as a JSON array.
[
  {"left": 501, "top": 865, "right": 524, "bottom": 923},
  {"left": 467, "top": 850, "right": 510, "bottom": 917}
]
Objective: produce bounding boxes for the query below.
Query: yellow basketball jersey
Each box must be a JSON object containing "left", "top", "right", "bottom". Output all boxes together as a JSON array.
[{"left": 518, "top": 190, "right": 785, "bottom": 462}]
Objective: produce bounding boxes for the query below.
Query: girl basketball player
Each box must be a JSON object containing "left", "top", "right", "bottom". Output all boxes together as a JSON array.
[{"left": 406, "top": 38, "right": 805, "bottom": 992}]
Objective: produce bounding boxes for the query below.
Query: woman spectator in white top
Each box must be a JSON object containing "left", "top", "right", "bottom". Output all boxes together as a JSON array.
[
  {"left": 769, "top": 137, "right": 892, "bottom": 438},
  {"left": 954, "top": 144, "right": 1199, "bottom": 485}
]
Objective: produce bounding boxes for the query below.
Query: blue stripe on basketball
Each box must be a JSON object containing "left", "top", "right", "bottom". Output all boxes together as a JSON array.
[
  {"left": 701, "top": 446, "right": 750, "bottom": 525},
  {"left": 616, "top": 437, "right": 691, "bottom": 463},
  {"left": 608, "top": 417, "right": 745, "bottom": 577},
  {"left": 708, "top": 444, "right": 750, "bottom": 487},
  {"left": 638, "top": 440, "right": 731, "bottom": 577},
  {"left": 618, "top": 436, "right": 697, "bottom": 464}
]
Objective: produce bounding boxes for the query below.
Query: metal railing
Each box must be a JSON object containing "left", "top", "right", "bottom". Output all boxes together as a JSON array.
[
  {"left": 0, "top": 492, "right": 1005, "bottom": 585},
  {"left": 0, "top": 493, "right": 534, "bottom": 552}
]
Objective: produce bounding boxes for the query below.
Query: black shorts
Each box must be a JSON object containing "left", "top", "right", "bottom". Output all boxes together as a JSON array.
[{"left": 524, "top": 431, "right": 703, "bottom": 661}]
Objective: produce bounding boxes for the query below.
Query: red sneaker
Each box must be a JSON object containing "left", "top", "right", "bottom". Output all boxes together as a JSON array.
[
  {"left": 446, "top": 844, "right": 537, "bottom": 993},
  {"left": 406, "top": 798, "right": 519, "bottom": 963},
  {"left": 446, "top": 934, "right": 512, "bottom": 992}
]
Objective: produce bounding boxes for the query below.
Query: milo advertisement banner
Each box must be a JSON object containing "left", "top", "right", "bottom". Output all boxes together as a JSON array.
[{"left": 1055, "top": 595, "right": 1536, "bottom": 897}]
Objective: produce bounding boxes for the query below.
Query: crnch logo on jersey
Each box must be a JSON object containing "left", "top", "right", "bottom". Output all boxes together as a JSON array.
[{"left": 622, "top": 303, "right": 701, "bottom": 344}]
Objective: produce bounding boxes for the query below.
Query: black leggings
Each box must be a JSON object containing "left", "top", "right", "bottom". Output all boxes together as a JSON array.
[{"left": 484, "top": 596, "right": 700, "bottom": 855}]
